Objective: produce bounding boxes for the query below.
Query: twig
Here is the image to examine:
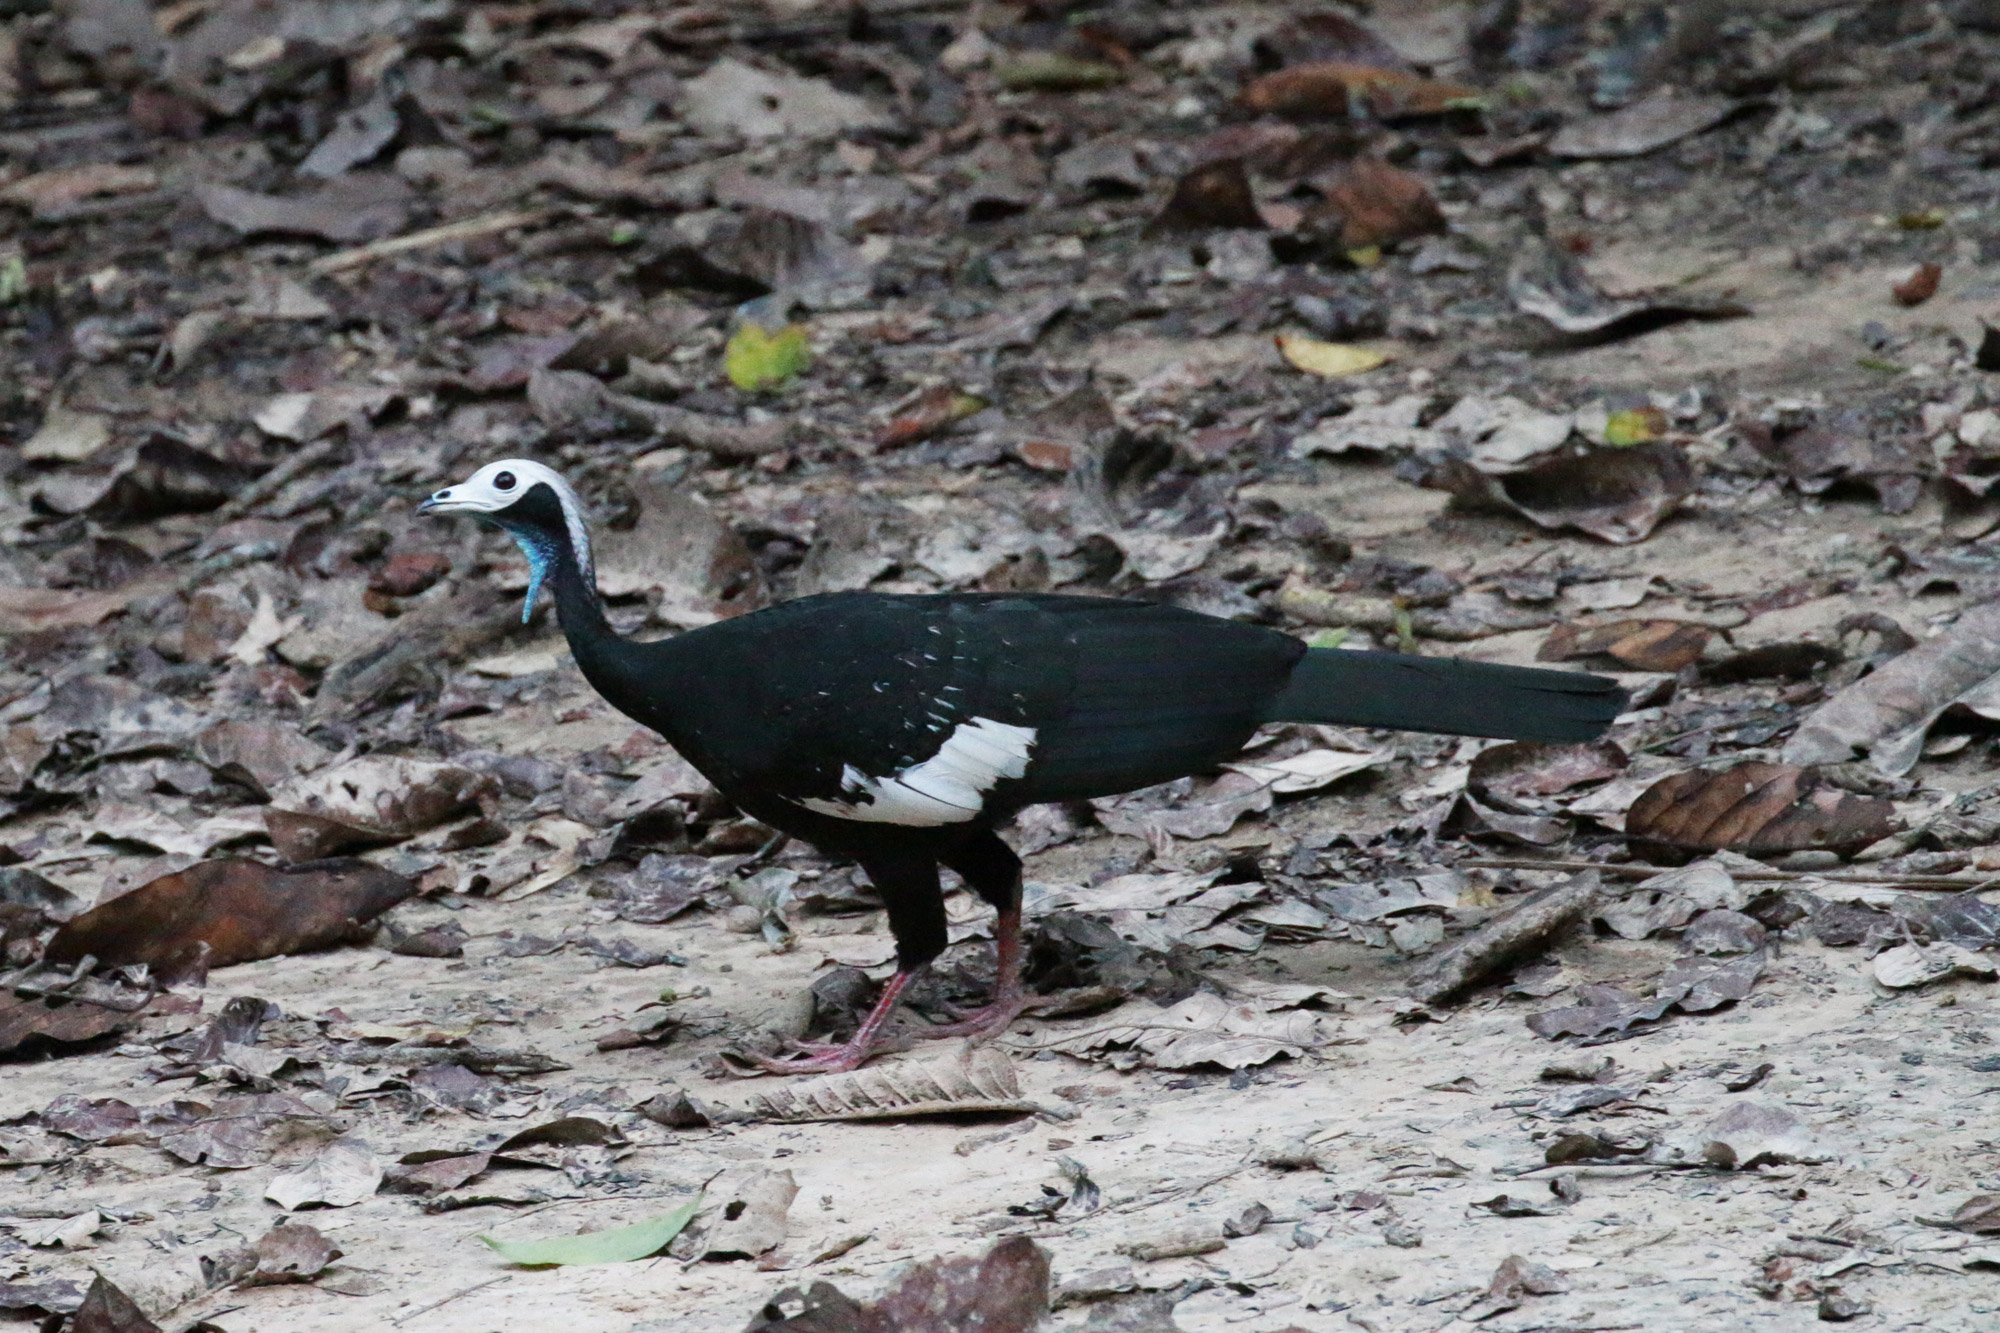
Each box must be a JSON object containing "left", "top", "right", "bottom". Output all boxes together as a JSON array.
[
  {"left": 308, "top": 208, "right": 554, "bottom": 276},
  {"left": 1406, "top": 871, "right": 1599, "bottom": 1004},
  {"left": 1463, "top": 857, "right": 2000, "bottom": 892},
  {"left": 390, "top": 1275, "right": 510, "bottom": 1326},
  {"left": 213, "top": 435, "right": 346, "bottom": 521}
]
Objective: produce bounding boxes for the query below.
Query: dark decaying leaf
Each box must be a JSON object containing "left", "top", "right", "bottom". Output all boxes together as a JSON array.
[
  {"left": 1508, "top": 232, "right": 1749, "bottom": 338},
  {"left": 0, "top": 992, "right": 147, "bottom": 1057},
  {"left": 1527, "top": 951, "right": 1763, "bottom": 1038},
  {"left": 1539, "top": 619, "right": 1712, "bottom": 672},
  {"left": 0, "top": 1278, "right": 87, "bottom": 1317},
  {"left": 1784, "top": 599, "right": 2000, "bottom": 777},
  {"left": 1151, "top": 158, "right": 1264, "bottom": 231},
  {"left": 1426, "top": 443, "right": 1696, "bottom": 544},
  {"left": 68, "top": 1275, "right": 161, "bottom": 1333},
  {"left": 45, "top": 858, "right": 416, "bottom": 982},
  {"left": 1734, "top": 417, "right": 1926, "bottom": 515},
  {"left": 613, "top": 853, "right": 728, "bottom": 923},
  {"left": 744, "top": 1236, "right": 1049, "bottom": 1333},
  {"left": 1468, "top": 741, "right": 1627, "bottom": 803},
  {"left": 1625, "top": 763, "right": 1899, "bottom": 856},
  {"left": 154, "top": 1092, "right": 327, "bottom": 1169}
]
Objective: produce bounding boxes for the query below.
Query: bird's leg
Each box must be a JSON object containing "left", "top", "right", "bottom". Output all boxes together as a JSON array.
[
  {"left": 924, "top": 830, "right": 1034, "bottom": 1041},
  {"left": 923, "top": 899, "right": 1030, "bottom": 1040},
  {"left": 742, "top": 968, "right": 920, "bottom": 1075},
  {"left": 743, "top": 853, "right": 944, "bottom": 1076}
]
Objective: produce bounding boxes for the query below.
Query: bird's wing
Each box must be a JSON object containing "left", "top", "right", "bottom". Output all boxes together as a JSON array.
[{"left": 658, "top": 593, "right": 1305, "bottom": 823}]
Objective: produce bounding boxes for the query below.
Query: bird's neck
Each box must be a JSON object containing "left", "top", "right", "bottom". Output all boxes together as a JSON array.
[{"left": 543, "top": 531, "right": 656, "bottom": 717}]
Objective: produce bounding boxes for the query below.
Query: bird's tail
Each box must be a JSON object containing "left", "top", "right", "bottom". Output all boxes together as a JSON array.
[{"left": 1260, "top": 648, "right": 1627, "bottom": 743}]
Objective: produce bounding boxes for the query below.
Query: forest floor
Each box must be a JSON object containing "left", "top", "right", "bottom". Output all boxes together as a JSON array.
[{"left": 6, "top": 2, "right": 2000, "bottom": 1331}]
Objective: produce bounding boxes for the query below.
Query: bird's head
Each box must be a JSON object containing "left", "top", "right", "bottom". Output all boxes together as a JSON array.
[{"left": 419, "top": 459, "right": 595, "bottom": 622}]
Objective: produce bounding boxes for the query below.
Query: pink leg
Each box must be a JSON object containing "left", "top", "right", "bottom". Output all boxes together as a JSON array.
[
  {"left": 920, "top": 903, "right": 1032, "bottom": 1041},
  {"left": 745, "top": 968, "right": 919, "bottom": 1075}
]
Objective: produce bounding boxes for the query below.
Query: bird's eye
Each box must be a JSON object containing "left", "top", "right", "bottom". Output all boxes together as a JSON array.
[
  {"left": 434, "top": 489, "right": 451, "bottom": 499},
  {"left": 494, "top": 471, "right": 516, "bottom": 491}
]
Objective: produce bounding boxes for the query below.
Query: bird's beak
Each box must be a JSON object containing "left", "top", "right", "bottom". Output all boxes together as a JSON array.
[{"left": 418, "top": 491, "right": 467, "bottom": 515}]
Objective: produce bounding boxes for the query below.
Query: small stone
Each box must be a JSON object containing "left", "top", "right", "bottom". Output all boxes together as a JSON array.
[{"left": 1819, "top": 1289, "right": 1870, "bottom": 1321}]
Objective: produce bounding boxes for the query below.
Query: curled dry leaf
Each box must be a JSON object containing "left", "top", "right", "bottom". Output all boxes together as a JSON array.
[
  {"left": 1625, "top": 762, "right": 1899, "bottom": 857},
  {"left": 1539, "top": 619, "right": 1712, "bottom": 672},
  {"left": 1892, "top": 262, "right": 1941, "bottom": 307},
  {"left": 44, "top": 858, "right": 416, "bottom": 982},
  {"left": 744, "top": 1236, "right": 1049, "bottom": 1333},
  {"left": 746, "top": 1047, "right": 1039, "bottom": 1122},
  {"left": 1275, "top": 332, "right": 1390, "bottom": 377},
  {"left": 1526, "top": 952, "right": 1764, "bottom": 1038},
  {"left": 1425, "top": 443, "right": 1696, "bottom": 544},
  {"left": 697, "top": 1168, "right": 797, "bottom": 1260},
  {"left": 1951, "top": 1195, "right": 2000, "bottom": 1234},
  {"left": 1784, "top": 599, "right": 2000, "bottom": 777},
  {"left": 264, "top": 757, "right": 497, "bottom": 861},
  {"left": 1872, "top": 942, "right": 1996, "bottom": 990},
  {"left": 1508, "top": 232, "right": 1748, "bottom": 338}
]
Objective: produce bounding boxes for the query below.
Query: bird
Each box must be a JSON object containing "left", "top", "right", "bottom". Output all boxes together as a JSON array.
[{"left": 421, "top": 460, "right": 1626, "bottom": 1073}]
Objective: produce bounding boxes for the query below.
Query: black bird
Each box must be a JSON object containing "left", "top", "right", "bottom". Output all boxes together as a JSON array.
[{"left": 422, "top": 461, "right": 1626, "bottom": 1072}]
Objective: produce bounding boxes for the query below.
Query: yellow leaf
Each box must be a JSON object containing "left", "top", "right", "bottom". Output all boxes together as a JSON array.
[
  {"left": 1274, "top": 333, "right": 1390, "bottom": 378},
  {"left": 1603, "top": 407, "right": 1666, "bottom": 447},
  {"left": 725, "top": 322, "right": 811, "bottom": 392},
  {"left": 1344, "top": 245, "right": 1382, "bottom": 268}
]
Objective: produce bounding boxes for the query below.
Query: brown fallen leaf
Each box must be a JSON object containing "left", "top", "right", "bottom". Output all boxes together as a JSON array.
[
  {"left": 0, "top": 584, "right": 148, "bottom": 636},
  {"left": 1240, "top": 62, "right": 1478, "bottom": 120},
  {"left": 1151, "top": 158, "right": 1264, "bottom": 231},
  {"left": 747, "top": 1048, "right": 1040, "bottom": 1122},
  {"left": 1539, "top": 619, "right": 1712, "bottom": 672},
  {"left": 0, "top": 163, "right": 158, "bottom": 219},
  {"left": 1425, "top": 443, "right": 1697, "bottom": 544},
  {"left": 1468, "top": 742, "right": 1627, "bottom": 804},
  {"left": 743, "top": 1236, "right": 1048, "bottom": 1333},
  {"left": 1406, "top": 873, "right": 1599, "bottom": 1005},
  {"left": 240, "top": 1223, "right": 341, "bottom": 1286},
  {"left": 1625, "top": 763, "right": 1898, "bottom": 857},
  {"left": 1893, "top": 262, "right": 1942, "bottom": 307},
  {"left": 45, "top": 858, "right": 416, "bottom": 982},
  {"left": 1312, "top": 155, "right": 1445, "bottom": 250},
  {"left": 1784, "top": 598, "right": 2000, "bottom": 777},
  {"left": 0, "top": 991, "right": 148, "bottom": 1057},
  {"left": 878, "top": 385, "right": 990, "bottom": 449},
  {"left": 264, "top": 757, "right": 497, "bottom": 861}
]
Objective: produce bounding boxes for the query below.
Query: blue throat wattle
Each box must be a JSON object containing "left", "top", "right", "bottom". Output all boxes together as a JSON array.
[{"left": 500, "top": 524, "right": 557, "bottom": 624}]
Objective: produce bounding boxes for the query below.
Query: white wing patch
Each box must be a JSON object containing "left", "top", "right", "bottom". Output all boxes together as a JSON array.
[{"left": 796, "top": 717, "right": 1038, "bottom": 827}]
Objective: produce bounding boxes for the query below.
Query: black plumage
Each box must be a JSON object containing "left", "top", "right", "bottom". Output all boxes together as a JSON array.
[{"left": 423, "top": 461, "right": 1626, "bottom": 1072}]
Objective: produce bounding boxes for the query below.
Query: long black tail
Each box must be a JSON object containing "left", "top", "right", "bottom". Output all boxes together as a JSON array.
[{"left": 1260, "top": 648, "right": 1627, "bottom": 743}]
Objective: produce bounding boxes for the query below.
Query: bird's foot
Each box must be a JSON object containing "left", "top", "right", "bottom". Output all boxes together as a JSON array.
[
  {"left": 736, "top": 1038, "right": 881, "bottom": 1076},
  {"left": 921, "top": 985, "right": 1036, "bottom": 1042}
]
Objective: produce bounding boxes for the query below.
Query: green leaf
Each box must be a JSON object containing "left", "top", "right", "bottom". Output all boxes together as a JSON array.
[
  {"left": 726, "top": 322, "right": 812, "bottom": 392},
  {"left": 479, "top": 1195, "right": 701, "bottom": 1267},
  {"left": 1308, "top": 628, "right": 1351, "bottom": 649}
]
